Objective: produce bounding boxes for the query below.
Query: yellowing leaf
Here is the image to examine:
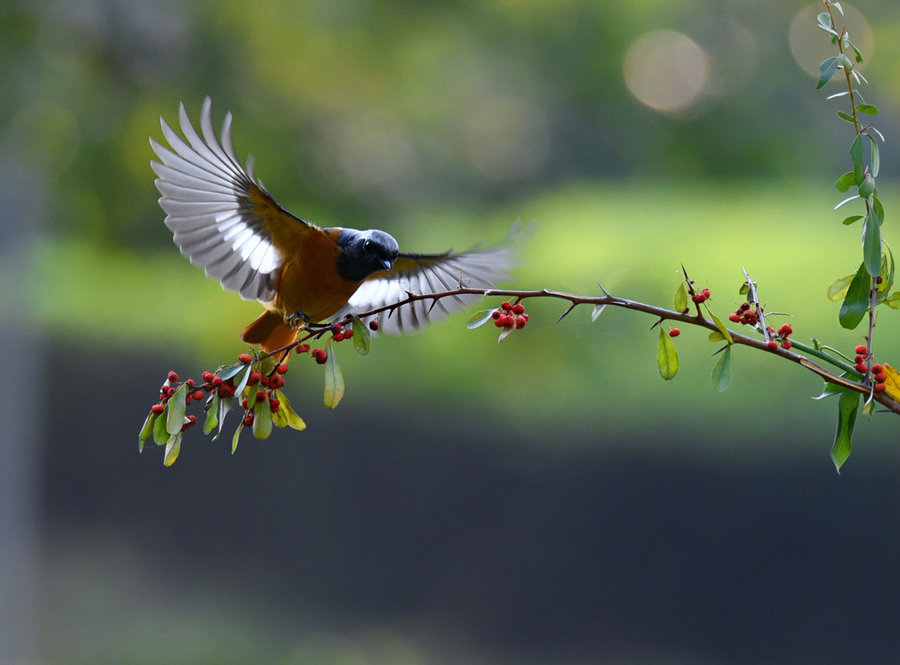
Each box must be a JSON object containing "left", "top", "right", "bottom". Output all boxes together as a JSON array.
[
  {"left": 827, "top": 273, "right": 855, "bottom": 301},
  {"left": 323, "top": 345, "right": 345, "bottom": 408},
  {"left": 881, "top": 363, "right": 900, "bottom": 402},
  {"left": 657, "top": 328, "right": 679, "bottom": 381}
]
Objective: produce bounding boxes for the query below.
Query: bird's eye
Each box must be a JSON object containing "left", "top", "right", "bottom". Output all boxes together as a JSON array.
[{"left": 363, "top": 239, "right": 374, "bottom": 251}]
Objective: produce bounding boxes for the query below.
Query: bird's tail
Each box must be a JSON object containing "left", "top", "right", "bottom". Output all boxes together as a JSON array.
[{"left": 241, "top": 310, "right": 298, "bottom": 354}]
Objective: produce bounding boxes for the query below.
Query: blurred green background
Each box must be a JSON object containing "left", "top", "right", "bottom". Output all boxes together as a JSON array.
[{"left": 4, "top": 0, "right": 900, "bottom": 663}]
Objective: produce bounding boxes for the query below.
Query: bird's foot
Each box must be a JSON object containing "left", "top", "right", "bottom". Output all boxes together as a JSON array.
[{"left": 285, "top": 310, "right": 333, "bottom": 335}]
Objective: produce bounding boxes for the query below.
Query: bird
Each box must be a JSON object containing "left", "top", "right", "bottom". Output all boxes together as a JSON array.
[{"left": 149, "top": 98, "right": 516, "bottom": 354}]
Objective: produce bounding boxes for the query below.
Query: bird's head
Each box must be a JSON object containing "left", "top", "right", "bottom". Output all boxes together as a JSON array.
[{"left": 336, "top": 228, "right": 400, "bottom": 282}]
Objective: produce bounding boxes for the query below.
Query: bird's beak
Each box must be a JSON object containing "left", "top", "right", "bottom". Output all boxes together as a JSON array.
[{"left": 381, "top": 258, "right": 393, "bottom": 271}]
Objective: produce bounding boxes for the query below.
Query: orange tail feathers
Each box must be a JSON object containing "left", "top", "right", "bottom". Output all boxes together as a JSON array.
[{"left": 241, "top": 310, "right": 298, "bottom": 354}]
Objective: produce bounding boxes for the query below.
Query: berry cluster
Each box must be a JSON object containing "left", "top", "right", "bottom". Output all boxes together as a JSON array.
[
  {"left": 765, "top": 323, "right": 793, "bottom": 350},
  {"left": 728, "top": 302, "right": 759, "bottom": 326},
  {"left": 692, "top": 288, "right": 711, "bottom": 304},
  {"left": 852, "top": 344, "right": 885, "bottom": 391},
  {"left": 492, "top": 300, "right": 529, "bottom": 330}
]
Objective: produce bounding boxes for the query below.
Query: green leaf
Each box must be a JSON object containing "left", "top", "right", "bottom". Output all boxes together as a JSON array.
[
  {"left": 831, "top": 389, "right": 859, "bottom": 473},
  {"left": 657, "top": 328, "right": 679, "bottom": 381},
  {"left": 164, "top": 433, "right": 182, "bottom": 467},
  {"left": 816, "top": 11, "right": 833, "bottom": 31},
  {"left": 710, "top": 345, "right": 732, "bottom": 393},
  {"left": 466, "top": 309, "right": 496, "bottom": 330},
  {"left": 707, "top": 310, "right": 734, "bottom": 344},
  {"left": 203, "top": 394, "right": 219, "bottom": 435},
  {"left": 256, "top": 354, "right": 276, "bottom": 377},
  {"left": 831, "top": 2, "right": 844, "bottom": 17},
  {"left": 139, "top": 410, "right": 157, "bottom": 452},
  {"left": 856, "top": 103, "right": 878, "bottom": 116},
  {"left": 839, "top": 262, "right": 870, "bottom": 329},
  {"left": 872, "top": 196, "right": 884, "bottom": 224},
  {"left": 837, "top": 53, "right": 854, "bottom": 71},
  {"left": 350, "top": 315, "right": 371, "bottom": 354},
  {"left": 841, "top": 215, "right": 862, "bottom": 226},
  {"left": 216, "top": 363, "right": 246, "bottom": 382},
  {"left": 826, "top": 273, "right": 855, "bottom": 301},
  {"left": 837, "top": 111, "right": 855, "bottom": 124},
  {"left": 153, "top": 405, "right": 169, "bottom": 446},
  {"left": 275, "top": 391, "right": 306, "bottom": 431},
  {"left": 673, "top": 283, "right": 687, "bottom": 312},
  {"left": 708, "top": 330, "right": 724, "bottom": 343},
  {"left": 252, "top": 402, "right": 273, "bottom": 439},
  {"left": 323, "top": 345, "right": 344, "bottom": 408},
  {"left": 166, "top": 384, "right": 187, "bottom": 435},
  {"left": 231, "top": 422, "right": 244, "bottom": 454},
  {"left": 234, "top": 364, "right": 252, "bottom": 397},
  {"left": 863, "top": 206, "right": 882, "bottom": 277},
  {"left": 834, "top": 171, "right": 857, "bottom": 193},
  {"left": 870, "top": 136, "right": 880, "bottom": 178},
  {"left": 849, "top": 135, "right": 863, "bottom": 168},
  {"left": 213, "top": 396, "right": 232, "bottom": 441},
  {"left": 738, "top": 282, "right": 750, "bottom": 295},
  {"left": 857, "top": 174, "right": 875, "bottom": 199},
  {"left": 879, "top": 244, "right": 894, "bottom": 297},
  {"left": 816, "top": 56, "right": 839, "bottom": 89}
]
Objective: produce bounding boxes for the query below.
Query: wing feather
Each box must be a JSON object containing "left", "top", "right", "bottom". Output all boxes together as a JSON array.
[{"left": 150, "top": 97, "right": 303, "bottom": 301}]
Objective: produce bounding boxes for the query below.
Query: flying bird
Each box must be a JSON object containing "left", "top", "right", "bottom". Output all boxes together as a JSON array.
[{"left": 150, "top": 98, "right": 515, "bottom": 353}]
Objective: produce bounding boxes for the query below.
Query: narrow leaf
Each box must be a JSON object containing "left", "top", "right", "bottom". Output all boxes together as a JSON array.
[
  {"left": 153, "top": 406, "right": 169, "bottom": 446},
  {"left": 826, "top": 91, "right": 849, "bottom": 100},
  {"left": 856, "top": 103, "right": 878, "bottom": 115},
  {"left": 836, "top": 111, "right": 855, "bottom": 124},
  {"left": 841, "top": 215, "right": 863, "bottom": 226},
  {"left": 214, "top": 396, "right": 232, "bottom": 441},
  {"left": 708, "top": 311, "right": 734, "bottom": 344},
  {"left": 203, "top": 394, "right": 219, "bottom": 435},
  {"left": 834, "top": 194, "right": 859, "bottom": 210},
  {"left": 139, "top": 410, "right": 158, "bottom": 451},
  {"left": 816, "top": 57, "right": 838, "bottom": 89},
  {"left": 831, "top": 389, "right": 859, "bottom": 473},
  {"left": 591, "top": 304, "right": 607, "bottom": 322},
  {"left": 231, "top": 422, "right": 243, "bottom": 454},
  {"left": 850, "top": 135, "right": 863, "bottom": 167},
  {"left": 673, "top": 283, "right": 688, "bottom": 313},
  {"left": 276, "top": 391, "right": 307, "bottom": 431},
  {"left": 466, "top": 309, "right": 496, "bottom": 330},
  {"left": 657, "top": 328, "right": 679, "bottom": 381},
  {"left": 350, "top": 315, "right": 371, "bottom": 354},
  {"left": 323, "top": 345, "right": 344, "bottom": 408},
  {"left": 839, "top": 262, "right": 870, "bottom": 329},
  {"left": 234, "top": 364, "right": 252, "bottom": 397},
  {"left": 216, "top": 363, "right": 246, "bottom": 382},
  {"left": 166, "top": 384, "right": 187, "bottom": 435},
  {"left": 252, "top": 402, "right": 273, "bottom": 439},
  {"left": 863, "top": 206, "right": 882, "bottom": 277},
  {"left": 164, "top": 433, "right": 182, "bottom": 467},
  {"left": 710, "top": 345, "right": 733, "bottom": 393},
  {"left": 831, "top": 2, "right": 843, "bottom": 17},
  {"left": 869, "top": 136, "right": 880, "bottom": 178},
  {"left": 884, "top": 292, "right": 900, "bottom": 309}
]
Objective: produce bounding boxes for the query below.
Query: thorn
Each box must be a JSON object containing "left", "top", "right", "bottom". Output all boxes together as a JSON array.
[
  {"left": 557, "top": 303, "right": 578, "bottom": 323},
  {"left": 597, "top": 282, "right": 612, "bottom": 298},
  {"left": 649, "top": 318, "right": 663, "bottom": 331}
]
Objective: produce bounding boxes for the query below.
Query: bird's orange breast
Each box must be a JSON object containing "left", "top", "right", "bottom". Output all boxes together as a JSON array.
[{"left": 270, "top": 228, "right": 362, "bottom": 323}]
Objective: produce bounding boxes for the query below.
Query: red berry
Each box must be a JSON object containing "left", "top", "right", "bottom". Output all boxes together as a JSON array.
[
  {"left": 491, "top": 310, "right": 502, "bottom": 320},
  {"left": 192, "top": 390, "right": 204, "bottom": 401},
  {"left": 211, "top": 376, "right": 223, "bottom": 388},
  {"left": 256, "top": 391, "right": 267, "bottom": 403},
  {"left": 767, "top": 340, "right": 778, "bottom": 350},
  {"left": 854, "top": 355, "right": 865, "bottom": 365},
  {"left": 201, "top": 371, "right": 214, "bottom": 382},
  {"left": 874, "top": 373, "right": 887, "bottom": 384},
  {"left": 295, "top": 344, "right": 310, "bottom": 355},
  {"left": 369, "top": 320, "right": 379, "bottom": 331},
  {"left": 669, "top": 328, "right": 681, "bottom": 338},
  {"left": 855, "top": 344, "right": 868, "bottom": 355},
  {"left": 270, "top": 404, "right": 280, "bottom": 413},
  {"left": 344, "top": 327, "right": 354, "bottom": 338},
  {"left": 238, "top": 353, "right": 252, "bottom": 363},
  {"left": 332, "top": 323, "right": 342, "bottom": 335},
  {"left": 855, "top": 363, "right": 868, "bottom": 374},
  {"left": 248, "top": 371, "right": 261, "bottom": 386},
  {"left": 740, "top": 302, "right": 750, "bottom": 311},
  {"left": 778, "top": 324, "right": 793, "bottom": 336},
  {"left": 275, "top": 364, "right": 289, "bottom": 375},
  {"left": 151, "top": 403, "right": 165, "bottom": 415},
  {"left": 512, "top": 303, "right": 526, "bottom": 315},
  {"left": 871, "top": 364, "right": 883, "bottom": 374},
  {"left": 333, "top": 332, "right": 345, "bottom": 342},
  {"left": 185, "top": 395, "right": 192, "bottom": 405},
  {"left": 313, "top": 348, "right": 327, "bottom": 364},
  {"left": 701, "top": 288, "right": 710, "bottom": 298},
  {"left": 241, "top": 397, "right": 248, "bottom": 409},
  {"left": 269, "top": 397, "right": 280, "bottom": 408},
  {"left": 500, "top": 301, "right": 512, "bottom": 312},
  {"left": 728, "top": 313, "right": 740, "bottom": 323},
  {"left": 167, "top": 371, "right": 178, "bottom": 383},
  {"left": 515, "top": 316, "right": 527, "bottom": 329},
  {"left": 243, "top": 413, "right": 254, "bottom": 426},
  {"left": 781, "top": 340, "right": 792, "bottom": 350},
  {"left": 875, "top": 383, "right": 886, "bottom": 393}
]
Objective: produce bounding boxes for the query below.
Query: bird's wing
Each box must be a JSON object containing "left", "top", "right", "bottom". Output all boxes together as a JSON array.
[
  {"left": 150, "top": 97, "right": 315, "bottom": 303},
  {"left": 332, "top": 243, "right": 515, "bottom": 334}
]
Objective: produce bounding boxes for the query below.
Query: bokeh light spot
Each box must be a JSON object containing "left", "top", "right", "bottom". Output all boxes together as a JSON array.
[
  {"left": 623, "top": 30, "right": 708, "bottom": 114},
  {"left": 789, "top": 3, "right": 873, "bottom": 78}
]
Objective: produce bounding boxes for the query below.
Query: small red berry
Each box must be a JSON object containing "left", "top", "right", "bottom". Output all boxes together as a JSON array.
[
  {"left": 243, "top": 413, "right": 254, "bottom": 426},
  {"left": 491, "top": 310, "right": 502, "bottom": 320},
  {"left": 875, "top": 383, "right": 886, "bottom": 393},
  {"left": 181, "top": 415, "right": 197, "bottom": 432},
  {"left": 500, "top": 301, "right": 512, "bottom": 312},
  {"left": 167, "top": 371, "right": 178, "bottom": 383},
  {"left": 211, "top": 376, "right": 223, "bottom": 388},
  {"left": 701, "top": 288, "right": 710, "bottom": 298},
  {"left": 728, "top": 313, "right": 741, "bottom": 323},
  {"left": 201, "top": 371, "right": 214, "bottom": 382},
  {"left": 740, "top": 302, "right": 750, "bottom": 311},
  {"left": 669, "top": 328, "right": 681, "bottom": 338},
  {"left": 369, "top": 320, "right": 380, "bottom": 331},
  {"left": 344, "top": 327, "right": 354, "bottom": 338},
  {"left": 256, "top": 391, "right": 267, "bottom": 403},
  {"left": 192, "top": 390, "right": 204, "bottom": 401},
  {"left": 151, "top": 403, "right": 165, "bottom": 415},
  {"left": 313, "top": 348, "right": 327, "bottom": 364},
  {"left": 275, "top": 364, "right": 289, "bottom": 375},
  {"left": 515, "top": 316, "right": 527, "bottom": 329},
  {"left": 295, "top": 344, "right": 310, "bottom": 355},
  {"left": 270, "top": 403, "right": 280, "bottom": 413},
  {"left": 778, "top": 324, "right": 793, "bottom": 336},
  {"left": 512, "top": 303, "right": 526, "bottom": 315},
  {"left": 855, "top": 363, "right": 868, "bottom": 374},
  {"left": 781, "top": 340, "right": 792, "bottom": 350},
  {"left": 855, "top": 344, "right": 868, "bottom": 355},
  {"left": 238, "top": 353, "right": 253, "bottom": 363},
  {"left": 871, "top": 364, "right": 883, "bottom": 374},
  {"left": 854, "top": 354, "right": 865, "bottom": 365},
  {"left": 874, "top": 373, "right": 887, "bottom": 384},
  {"left": 767, "top": 340, "right": 778, "bottom": 350},
  {"left": 333, "top": 332, "right": 345, "bottom": 342},
  {"left": 241, "top": 397, "right": 248, "bottom": 409},
  {"left": 248, "top": 371, "right": 262, "bottom": 386},
  {"left": 332, "top": 323, "right": 342, "bottom": 335}
]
